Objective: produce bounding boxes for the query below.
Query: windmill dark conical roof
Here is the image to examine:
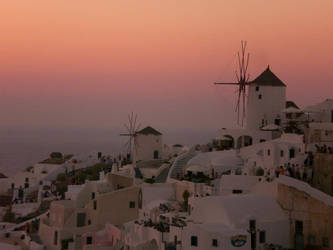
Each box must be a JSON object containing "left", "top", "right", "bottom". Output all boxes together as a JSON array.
[
  {"left": 250, "top": 66, "right": 286, "bottom": 87},
  {"left": 136, "top": 126, "right": 162, "bottom": 135}
]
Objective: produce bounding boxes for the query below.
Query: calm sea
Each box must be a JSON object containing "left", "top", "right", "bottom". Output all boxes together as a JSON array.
[{"left": 0, "top": 127, "right": 216, "bottom": 177}]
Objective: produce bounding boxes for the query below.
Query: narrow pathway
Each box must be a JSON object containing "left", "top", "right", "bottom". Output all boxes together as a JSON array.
[{"left": 155, "top": 167, "right": 170, "bottom": 183}]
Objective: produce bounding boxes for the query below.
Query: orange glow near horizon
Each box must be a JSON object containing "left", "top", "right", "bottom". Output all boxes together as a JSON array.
[{"left": 0, "top": 0, "right": 332, "bottom": 129}]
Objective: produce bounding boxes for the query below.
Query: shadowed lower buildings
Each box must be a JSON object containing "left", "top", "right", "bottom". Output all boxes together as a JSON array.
[
  {"left": 277, "top": 176, "right": 333, "bottom": 250},
  {"left": 38, "top": 173, "right": 141, "bottom": 250}
]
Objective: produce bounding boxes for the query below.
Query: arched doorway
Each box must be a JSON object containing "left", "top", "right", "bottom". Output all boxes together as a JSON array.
[
  {"left": 289, "top": 148, "right": 295, "bottom": 159},
  {"left": 237, "top": 135, "right": 253, "bottom": 149},
  {"left": 219, "top": 134, "right": 235, "bottom": 149},
  {"left": 153, "top": 150, "right": 159, "bottom": 159}
]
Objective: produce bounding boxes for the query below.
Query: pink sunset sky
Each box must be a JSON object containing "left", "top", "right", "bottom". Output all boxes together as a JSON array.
[{"left": 0, "top": 0, "right": 332, "bottom": 130}]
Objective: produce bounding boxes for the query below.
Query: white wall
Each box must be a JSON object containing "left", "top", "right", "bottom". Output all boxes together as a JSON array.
[
  {"left": 181, "top": 224, "right": 250, "bottom": 250},
  {"left": 135, "top": 134, "right": 163, "bottom": 162},
  {"left": 247, "top": 85, "right": 286, "bottom": 130},
  {"left": 219, "top": 128, "right": 272, "bottom": 149}
]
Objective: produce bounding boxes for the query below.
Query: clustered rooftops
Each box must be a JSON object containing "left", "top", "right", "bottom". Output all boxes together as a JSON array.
[{"left": 251, "top": 66, "right": 286, "bottom": 87}]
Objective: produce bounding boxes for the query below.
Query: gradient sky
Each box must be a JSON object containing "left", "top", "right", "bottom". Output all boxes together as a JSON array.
[{"left": 0, "top": 0, "right": 332, "bottom": 131}]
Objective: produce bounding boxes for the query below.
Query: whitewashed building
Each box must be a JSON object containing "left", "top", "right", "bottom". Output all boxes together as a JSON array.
[
  {"left": 240, "top": 133, "right": 306, "bottom": 177},
  {"left": 186, "top": 194, "right": 290, "bottom": 250},
  {"left": 216, "top": 66, "right": 287, "bottom": 150},
  {"left": 305, "top": 99, "right": 333, "bottom": 123},
  {"left": 246, "top": 66, "right": 286, "bottom": 130},
  {"left": 134, "top": 126, "right": 163, "bottom": 162}
]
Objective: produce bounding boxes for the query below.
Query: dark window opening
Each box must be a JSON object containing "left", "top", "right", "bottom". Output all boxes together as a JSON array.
[
  {"left": 232, "top": 189, "right": 243, "bottom": 194},
  {"left": 91, "top": 192, "right": 95, "bottom": 200},
  {"left": 295, "top": 220, "right": 303, "bottom": 234},
  {"left": 54, "top": 231, "right": 58, "bottom": 245},
  {"left": 249, "top": 220, "right": 256, "bottom": 250},
  {"left": 259, "top": 231, "right": 266, "bottom": 243},
  {"left": 77, "top": 213, "right": 86, "bottom": 227},
  {"left": 256, "top": 86, "right": 259, "bottom": 91},
  {"left": 212, "top": 239, "right": 218, "bottom": 247},
  {"left": 274, "top": 119, "right": 281, "bottom": 126},
  {"left": 260, "top": 139, "right": 266, "bottom": 143},
  {"left": 191, "top": 236, "right": 198, "bottom": 246},
  {"left": 129, "top": 201, "right": 135, "bottom": 208},
  {"left": 259, "top": 94, "right": 262, "bottom": 99},
  {"left": 289, "top": 148, "right": 295, "bottom": 159},
  {"left": 250, "top": 220, "right": 256, "bottom": 230},
  {"left": 86, "top": 236, "right": 92, "bottom": 245},
  {"left": 153, "top": 150, "right": 159, "bottom": 159},
  {"left": 93, "top": 200, "right": 97, "bottom": 210},
  {"left": 267, "top": 149, "right": 270, "bottom": 156},
  {"left": 280, "top": 150, "right": 284, "bottom": 157}
]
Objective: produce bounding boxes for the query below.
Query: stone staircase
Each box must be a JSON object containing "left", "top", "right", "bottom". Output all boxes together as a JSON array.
[
  {"left": 169, "top": 150, "right": 198, "bottom": 180},
  {"left": 155, "top": 167, "right": 170, "bottom": 183}
]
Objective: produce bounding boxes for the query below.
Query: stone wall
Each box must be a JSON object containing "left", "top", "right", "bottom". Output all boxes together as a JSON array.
[
  {"left": 313, "top": 153, "right": 333, "bottom": 196},
  {"left": 277, "top": 183, "right": 333, "bottom": 249}
]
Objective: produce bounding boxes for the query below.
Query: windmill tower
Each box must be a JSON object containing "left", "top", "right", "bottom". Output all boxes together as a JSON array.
[
  {"left": 215, "top": 41, "right": 286, "bottom": 130},
  {"left": 120, "top": 112, "right": 141, "bottom": 164},
  {"left": 215, "top": 41, "right": 250, "bottom": 127}
]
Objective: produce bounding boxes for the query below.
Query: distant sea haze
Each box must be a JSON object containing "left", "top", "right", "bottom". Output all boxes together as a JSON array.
[{"left": 0, "top": 127, "right": 216, "bottom": 177}]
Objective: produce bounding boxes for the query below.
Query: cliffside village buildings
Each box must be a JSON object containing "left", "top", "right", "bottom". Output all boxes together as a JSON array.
[{"left": 0, "top": 66, "right": 333, "bottom": 250}]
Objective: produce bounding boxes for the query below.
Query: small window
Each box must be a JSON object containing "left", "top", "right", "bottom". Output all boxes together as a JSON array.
[
  {"left": 232, "top": 189, "right": 243, "bottom": 194},
  {"left": 77, "top": 213, "right": 86, "bottom": 227},
  {"left": 212, "top": 239, "right": 218, "bottom": 247},
  {"left": 280, "top": 150, "right": 284, "bottom": 157},
  {"left": 295, "top": 220, "right": 303, "bottom": 234},
  {"left": 86, "top": 236, "right": 92, "bottom": 245},
  {"left": 93, "top": 200, "right": 97, "bottom": 210},
  {"left": 323, "top": 237, "right": 329, "bottom": 247},
  {"left": 250, "top": 220, "right": 256, "bottom": 230},
  {"left": 54, "top": 231, "right": 58, "bottom": 245},
  {"left": 259, "top": 231, "right": 266, "bottom": 243},
  {"left": 289, "top": 148, "right": 295, "bottom": 159},
  {"left": 129, "top": 201, "right": 135, "bottom": 208},
  {"left": 91, "top": 192, "right": 95, "bottom": 200},
  {"left": 25, "top": 177, "right": 29, "bottom": 182},
  {"left": 191, "top": 236, "right": 198, "bottom": 246},
  {"left": 259, "top": 139, "right": 266, "bottom": 143},
  {"left": 258, "top": 94, "right": 262, "bottom": 99},
  {"left": 256, "top": 86, "right": 259, "bottom": 91},
  {"left": 267, "top": 149, "right": 270, "bottom": 156}
]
